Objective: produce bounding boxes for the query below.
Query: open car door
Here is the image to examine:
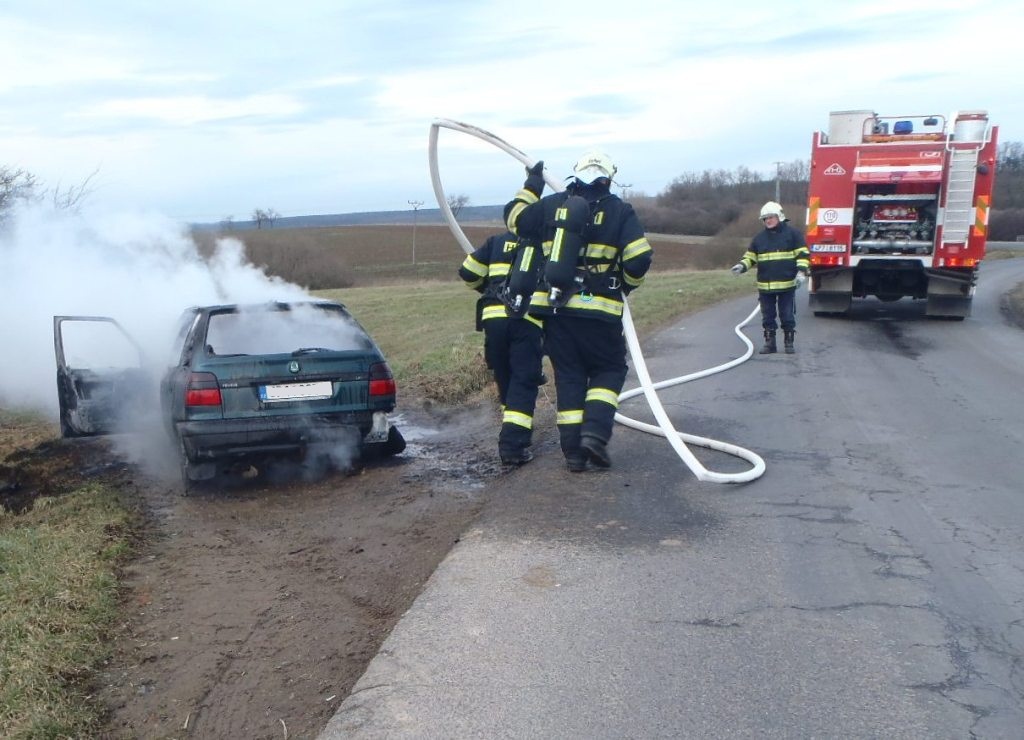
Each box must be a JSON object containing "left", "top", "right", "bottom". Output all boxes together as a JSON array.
[{"left": 53, "top": 316, "right": 150, "bottom": 437}]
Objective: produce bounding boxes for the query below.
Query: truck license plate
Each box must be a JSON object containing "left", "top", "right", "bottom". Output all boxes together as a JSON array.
[
  {"left": 260, "top": 381, "right": 333, "bottom": 401},
  {"left": 810, "top": 244, "right": 846, "bottom": 253}
]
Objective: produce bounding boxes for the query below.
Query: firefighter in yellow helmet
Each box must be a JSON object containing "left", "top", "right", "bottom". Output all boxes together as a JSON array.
[
  {"left": 505, "top": 151, "right": 653, "bottom": 472},
  {"left": 732, "top": 201, "right": 810, "bottom": 354}
]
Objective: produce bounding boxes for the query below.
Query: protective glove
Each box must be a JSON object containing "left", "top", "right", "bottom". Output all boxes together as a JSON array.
[
  {"left": 795, "top": 272, "right": 807, "bottom": 287},
  {"left": 730, "top": 263, "right": 746, "bottom": 276},
  {"left": 523, "top": 160, "right": 545, "bottom": 197}
]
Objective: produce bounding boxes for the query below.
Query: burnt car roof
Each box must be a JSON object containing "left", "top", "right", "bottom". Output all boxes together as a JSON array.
[{"left": 182, "top": 300, "right": 350, "bottom": 314}]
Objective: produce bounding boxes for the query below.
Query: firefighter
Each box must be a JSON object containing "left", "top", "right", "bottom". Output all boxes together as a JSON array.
[
  {"left": 731, "top": 201, "right": 810, "bottom": 354},
  {"left": 459, "top": 230, "right": 545, "bottom": 465},
  {"left": 505, "top": 151, "right": 653, "bottom": 472}
]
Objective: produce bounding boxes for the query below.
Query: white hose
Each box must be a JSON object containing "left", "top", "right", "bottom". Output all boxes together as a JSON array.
[{"left": 428, "top": 117, "right": 765, "bottom": 483}]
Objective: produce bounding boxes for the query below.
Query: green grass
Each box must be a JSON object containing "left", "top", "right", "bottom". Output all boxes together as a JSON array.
[{"left": 0, "top": 483, "right": 133, "bottom": 739}]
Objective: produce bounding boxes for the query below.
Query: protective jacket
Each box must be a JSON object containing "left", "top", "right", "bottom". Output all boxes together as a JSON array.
[
  {"left": 459, "top": 231, "right": 542, "bottom": 329},
  {"left": 740, "top": 220, "right": 810, "bottom": 293},
  {"left": 504, "top": 183, "right": 652, "bottom": 322}
]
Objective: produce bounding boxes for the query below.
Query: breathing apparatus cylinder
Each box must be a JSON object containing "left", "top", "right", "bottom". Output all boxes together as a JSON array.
[
  {"left": 499, "top": 239, "right": 541, "bottom": 318},
  {"left": 546, "top": 195, "right": 588, "bottom": 307}
]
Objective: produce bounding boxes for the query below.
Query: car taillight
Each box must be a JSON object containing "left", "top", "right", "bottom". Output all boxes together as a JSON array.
[
  {"left": 368, "top": 362, "right": 396, "bottom": 397},
  {"left": 185, "top": 372, "right": 222, "bottom": 407}
]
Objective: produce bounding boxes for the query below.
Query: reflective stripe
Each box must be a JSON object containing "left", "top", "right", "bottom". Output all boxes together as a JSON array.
[
  {"left": 462, "top": 255, "right": 487, "bottom": 278},
  {"left": 806, "top": 196, "right": 820, "bottom": 236},
  {"left": 973, "top": 195, "right": 990, "bottom": 236},
  {"left": 557, "top": 409, "right": 584, "bottom": 425},
  {"left": 622, "top": 237, "right": 652, "bottom": 261},
  {"left": 586, "top": 387, "right": 619, "bottom": 408},
  {"left": 757, "top": 251, "right": 802, "bottom": 261},
  {"left": 502, "top": 409, "right": 533, "bottom": 429},
  {"left": 531, "top": 292, "right": 624, "bottom": 317},
  {"left": 757, "top": 279, "right": 798, "bottom": 291},
  {"left": 481, "top": 305, "right": 510, "bottom": 320},
  {"left": 507, "top": 193, "right": 537, "bottom": 233},
  {"left": 585, "top": 243, "right": 618, "bottom": 260},
  {"left": 481, "top": 305, "right": 544, "bottom": 327}
]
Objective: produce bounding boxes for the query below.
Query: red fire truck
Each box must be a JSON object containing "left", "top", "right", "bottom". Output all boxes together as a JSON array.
[{"left": 806, "top": 110, "right": 998, "bottom": 318}]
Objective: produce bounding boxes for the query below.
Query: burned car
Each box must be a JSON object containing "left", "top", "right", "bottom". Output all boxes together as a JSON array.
[{"left": 54, "top": 301, "right": 405, "bottom": 492}]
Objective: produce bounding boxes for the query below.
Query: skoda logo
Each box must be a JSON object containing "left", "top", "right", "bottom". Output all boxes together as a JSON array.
[{"left": 288, "top": 360, "right": 300, "bottom": 374}]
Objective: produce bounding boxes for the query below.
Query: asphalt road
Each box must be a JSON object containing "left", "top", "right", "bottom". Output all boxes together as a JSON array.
[{"left": 322, "top": 258, "right": 1024, "bottom": 739}]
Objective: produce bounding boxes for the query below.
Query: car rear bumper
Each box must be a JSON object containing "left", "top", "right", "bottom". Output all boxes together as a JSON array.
[{"left": 177, "top": 412, "right": 379, "bottom": 462}]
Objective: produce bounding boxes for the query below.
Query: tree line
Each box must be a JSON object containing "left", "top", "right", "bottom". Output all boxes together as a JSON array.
[
  {"left": 2, "top": 145, "right": 1021, "bottom": 239},
  {"left": 632, "top": 144, "right": 1022, "bottom": 240}
]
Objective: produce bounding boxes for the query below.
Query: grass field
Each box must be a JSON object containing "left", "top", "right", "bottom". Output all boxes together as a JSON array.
[
  {"left": 317, "top": 269, "right": 753, "bottom": 403},
  {"left": 194, "top": 223, "right": 743, "bottom": 289}
]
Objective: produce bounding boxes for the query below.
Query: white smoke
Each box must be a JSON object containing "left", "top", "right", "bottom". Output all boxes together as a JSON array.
[{"left": 0, "top": 202, "right": 310, "bottom": 416}]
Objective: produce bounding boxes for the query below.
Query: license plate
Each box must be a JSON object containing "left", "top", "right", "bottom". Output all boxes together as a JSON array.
[
  {"left": 259, "top": 381, "right": 333, "bottom": 401},
  {"left": 811, "top": 244, "right": 846, "bottom": 253}
]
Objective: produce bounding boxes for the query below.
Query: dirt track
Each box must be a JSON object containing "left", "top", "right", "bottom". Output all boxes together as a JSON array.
[{"left": 5, "top": 398, "right": 520, "bottom": 739}]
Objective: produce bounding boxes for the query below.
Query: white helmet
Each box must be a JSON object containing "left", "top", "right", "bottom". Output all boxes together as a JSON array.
[
  {"left": 760, "top": 201, "right": 784, "bottom": 221},
  {"left": 572, "top": 150, "right": 617, "bottom": 184}
]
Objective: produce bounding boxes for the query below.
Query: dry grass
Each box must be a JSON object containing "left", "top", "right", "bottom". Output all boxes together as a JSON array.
[{"left": 193, "top": 223, "right": 740, "bottom": 290}]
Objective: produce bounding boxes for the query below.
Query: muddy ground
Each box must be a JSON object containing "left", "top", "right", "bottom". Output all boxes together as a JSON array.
[{"left": 5, "top": 395, "right": 545, "bottom": 739}]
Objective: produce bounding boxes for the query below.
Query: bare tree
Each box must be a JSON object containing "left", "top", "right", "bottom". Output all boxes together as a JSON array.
[
  {"left": 251, "top": 207, "right": 279, "bottom": 229},
  {"left": 447, "top": 193, "right": 469, "bottom": 219},
  {"left": 2, "top": 165, "right": 99, "bottom": 222},
  {"left": 221, "top": 215, "right": 235, "bottom": 231},
  {"left": 0, "top": 166, "right": 40, "bottom": 218},
  {"left": 50, "top": 168, "right": 98, "bottom": 212}
]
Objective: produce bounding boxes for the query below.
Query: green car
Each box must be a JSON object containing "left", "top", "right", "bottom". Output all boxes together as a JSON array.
[{"left": 54, "top": 301, "right": 405, "bottom": 493}]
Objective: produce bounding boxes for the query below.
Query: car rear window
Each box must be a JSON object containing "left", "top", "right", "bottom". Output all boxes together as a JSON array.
[{"left": 205, "top": 305, "right": 374, "bottom": 356}]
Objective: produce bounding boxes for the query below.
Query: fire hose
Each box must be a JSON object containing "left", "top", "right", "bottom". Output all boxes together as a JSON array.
[{"left": 428, "top": 118, "right": 765, "bottom": 483}]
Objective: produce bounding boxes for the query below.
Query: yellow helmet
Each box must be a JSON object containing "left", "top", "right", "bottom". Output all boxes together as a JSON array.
[
  {"left": 572, "top": 151, "right": 617, "bottom": 184},
  {"left": 760, "top": 201, "right": 784, "bottom": 220}
]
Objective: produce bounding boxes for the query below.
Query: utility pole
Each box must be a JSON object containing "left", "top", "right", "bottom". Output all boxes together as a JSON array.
[
  {"left": 773, "top": 161, "right": 784, "bottom": 203},
  {"left": 407, "top": 200, "right": 423, "bottom": 264},
  {"left": 619, "top": 182, "right": 633, "bottom": 201}
]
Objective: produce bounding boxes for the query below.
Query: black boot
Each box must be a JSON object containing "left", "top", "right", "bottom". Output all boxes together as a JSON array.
[
  {"left": 784, "top": 330, "right": 795, "bottom": 354},
  {"left": 759, "top": 330, "right": 777, "bottom": 354}
]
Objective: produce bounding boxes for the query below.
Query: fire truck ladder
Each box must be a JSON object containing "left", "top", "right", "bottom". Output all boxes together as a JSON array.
[{"left": 942, "top": 146, "right": 981, "bottom": 244}]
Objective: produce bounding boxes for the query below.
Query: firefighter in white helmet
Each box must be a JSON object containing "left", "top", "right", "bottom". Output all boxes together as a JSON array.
[
  {"left": 504, "top": 151, "right": 653, "bottom": 472},
  {"left": 731, "top": 201, "right": 810, "bottom": 354}
]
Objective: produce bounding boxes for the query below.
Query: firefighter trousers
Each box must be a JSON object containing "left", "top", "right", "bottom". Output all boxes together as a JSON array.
[
  {"left": 543, "top": 315, "right": 628, "bottom": 460},
  {"left": 759, "top": 288, "right": 796, "bottom": 331},
  {"left": 483, "top": 317, "right": 544, "bottom": 454}
]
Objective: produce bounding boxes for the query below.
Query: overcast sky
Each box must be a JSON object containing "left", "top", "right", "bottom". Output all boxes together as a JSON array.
[{"left": 2, "top": 0, "right": 1021, "bottom": 224}]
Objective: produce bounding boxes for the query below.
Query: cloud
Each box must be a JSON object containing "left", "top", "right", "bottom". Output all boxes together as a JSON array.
[
  {"left": 2, "top": 0, "right": 1022, "bottom": 222},
  {"left": 74, "top": 94, "right": 306, "bottom": 127}
]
